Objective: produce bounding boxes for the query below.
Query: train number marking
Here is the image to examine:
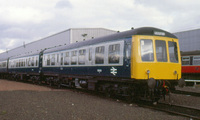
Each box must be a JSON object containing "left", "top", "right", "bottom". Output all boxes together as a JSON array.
[{"left": 110, "top": 67, "right": 117, "bottom": 76}]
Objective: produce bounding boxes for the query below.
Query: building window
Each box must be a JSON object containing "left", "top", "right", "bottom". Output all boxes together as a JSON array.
[
  {"left": 95, "top": 46, "right": 105, "bottom": 64},
  {"left": 108, "top": 44, "right": 120, "bottom": 64}
]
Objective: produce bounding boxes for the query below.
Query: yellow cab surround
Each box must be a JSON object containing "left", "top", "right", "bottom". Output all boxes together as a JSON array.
[{"left": 131, "top": 35, "right": 181, "bottom": 80}]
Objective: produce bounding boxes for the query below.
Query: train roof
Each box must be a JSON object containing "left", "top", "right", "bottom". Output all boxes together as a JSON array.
[
  {"left": 181, "top": 50, "right": 200, "bottom": 56},
  {"left": 9, "top": 51, "right": 41, "bottom": 60},
  {"left": 44, "top": 27, "right": 177, "bottom": 54}
]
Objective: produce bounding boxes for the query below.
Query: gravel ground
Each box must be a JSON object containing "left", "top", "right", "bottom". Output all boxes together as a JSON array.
[
  {"left": 0, "top": 79, "right": 187, "bottom": 120},
  {"left": 166, "top": 86, "right": 200, "bottom": 108}
]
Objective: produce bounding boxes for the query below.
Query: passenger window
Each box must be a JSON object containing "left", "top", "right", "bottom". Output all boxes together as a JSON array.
[
  {"left": 25, "top": 58, "right": 27, "bottom": 67},
  {"left": 19, "top": 59, "right": 21, "bottom": 67},
  {"left": 51, "top": 54, "right": 55, "bottom": 66},
  {"left": 95, "top": 46, "right": 105, "bottom": 64},
  {"left": 36, "top": 57, "right": 38, "bottom": 67},
  {"left": 168, "top": 41, "right": 178, "bottom": 63},
  {"left": 57, "top": 54, "right": 59, "bottom": 65},
  {"left": 71, "top": 51, "right": 77, "bottom": 65},
  {"left": 60, "top": 53, "right": 63, "bottom": 65},
  {"left": 79, "top": 49, "right": 86, "bottom": 65},
  {"left": 193, "top": 56, "right": 200, "bottom": 65},
  {"left": 64, "top": 52, "right": 70, "bottom": 65},
  {"left": 43, "top": 56, "right": 46, "bottom": 66},
  {"left": 155, "top": 40, "right": 167, "bottom": 62},
  {"left": 21, "top": 59, "right": 23, "bottom": 67},
  {"left": 47, "top": 55, "right": 50, "bottom": 66},
  {"left": 140, "top": 39, "right": 154, "bottom": 61},
  {"left": 182, "top": 56, "right": 190, "bottom": 65},
  {"left": 15, "top": 60, "right": 17, "bottom": 68},
  {"left": 109, "top": 44, "right": 120, "bottom": 64},
  {"left": 28, "top": 58, "right": 32, "bottom": 66},
  {"left": 31, "top": 57, "right": 35, "bottom": 66}
]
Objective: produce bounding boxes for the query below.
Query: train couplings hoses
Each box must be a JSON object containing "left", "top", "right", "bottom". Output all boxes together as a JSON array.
[{"left": 147, "top": 78, "right": 171, "bottom": 101}]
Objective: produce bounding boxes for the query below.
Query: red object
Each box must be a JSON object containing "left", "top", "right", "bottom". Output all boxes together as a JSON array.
[{"left": 182, "top": 66, "right": 200, "bottom": 73}]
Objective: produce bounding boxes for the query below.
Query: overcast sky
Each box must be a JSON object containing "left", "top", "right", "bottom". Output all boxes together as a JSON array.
[{"left": 0, "top": 0, "right": 200, "bottom": 53}]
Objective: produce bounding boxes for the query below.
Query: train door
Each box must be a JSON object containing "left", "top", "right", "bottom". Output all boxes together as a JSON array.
[
  {"left": 124, "top": 39, "right": 132, "bottom": 67},
  {"left": 39, "top": 51, "right": 43, "bottom": 74},
  {"left": 6, "top": 58, "right": 9, "bottom": 73},
  {"left": 124, "top": 38, "right": 132, "bottom": 77}
]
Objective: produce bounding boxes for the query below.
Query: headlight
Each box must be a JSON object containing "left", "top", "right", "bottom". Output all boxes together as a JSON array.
[
  {"left": 174, "top": 70, "right": 177, "bottom": 75},
  {"left": 147, "top": 70, "right": 150, "bottom": 74}
]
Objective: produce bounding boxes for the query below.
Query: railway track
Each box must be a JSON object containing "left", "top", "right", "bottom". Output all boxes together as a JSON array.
[
  {"left": 172, "top": 90, "right": 200, "bottom": 97},
  {"left": 137, "top": 101, "right": 200, "bottom": 120}
]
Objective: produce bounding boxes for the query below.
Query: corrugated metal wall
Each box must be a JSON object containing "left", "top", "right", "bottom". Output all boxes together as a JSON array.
[
  {"left": 0, "top": 28, "right": 116, "bottom": 60},
  {"left": 71, "top": 28, "right": 116, "bottom": 43},
  {"left": 174, "top": 29, "right": 200, "bottom": 52}
]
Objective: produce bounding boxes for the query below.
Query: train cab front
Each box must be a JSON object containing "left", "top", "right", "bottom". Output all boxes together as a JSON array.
[{"left": 131, "top": 33, "right": 185, "bottom": 101}]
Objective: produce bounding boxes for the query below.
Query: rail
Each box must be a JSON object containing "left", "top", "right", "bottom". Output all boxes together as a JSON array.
[{"left": 137, "top": 101, "right": 200, "bottom": 119}]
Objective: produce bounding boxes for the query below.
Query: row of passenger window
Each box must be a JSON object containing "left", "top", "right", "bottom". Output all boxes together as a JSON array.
[
  {"left": 9, "top": 56, "right": 39, "bottom": 68},
  {"left": 0, "top": 61, "right": 7, "bottom": 68},
  {"left": 182, "top": 56, "right": 200, "bottom": 65},
  {"left": 43, "top": 41, "right": 124, "bottom": 67}
]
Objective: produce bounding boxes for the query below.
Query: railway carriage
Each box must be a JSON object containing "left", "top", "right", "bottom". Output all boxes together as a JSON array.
[
  {"left": 0, "top": 27, "right": 185, "bottom": 101},
  {"left": 8, "top": 52, "right": 40, "bottom": 82},
  {"left": 181, "top": 51, "right": 200, "bottom": 81}
]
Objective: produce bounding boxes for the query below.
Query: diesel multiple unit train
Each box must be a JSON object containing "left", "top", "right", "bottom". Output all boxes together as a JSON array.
[{"left": 0, "top": 27, "right": 185, "bottom": 101}]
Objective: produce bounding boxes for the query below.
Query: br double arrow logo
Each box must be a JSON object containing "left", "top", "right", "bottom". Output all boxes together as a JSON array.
[{"left": 110, "top": 67, "right": 117, "bottom": 76}]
